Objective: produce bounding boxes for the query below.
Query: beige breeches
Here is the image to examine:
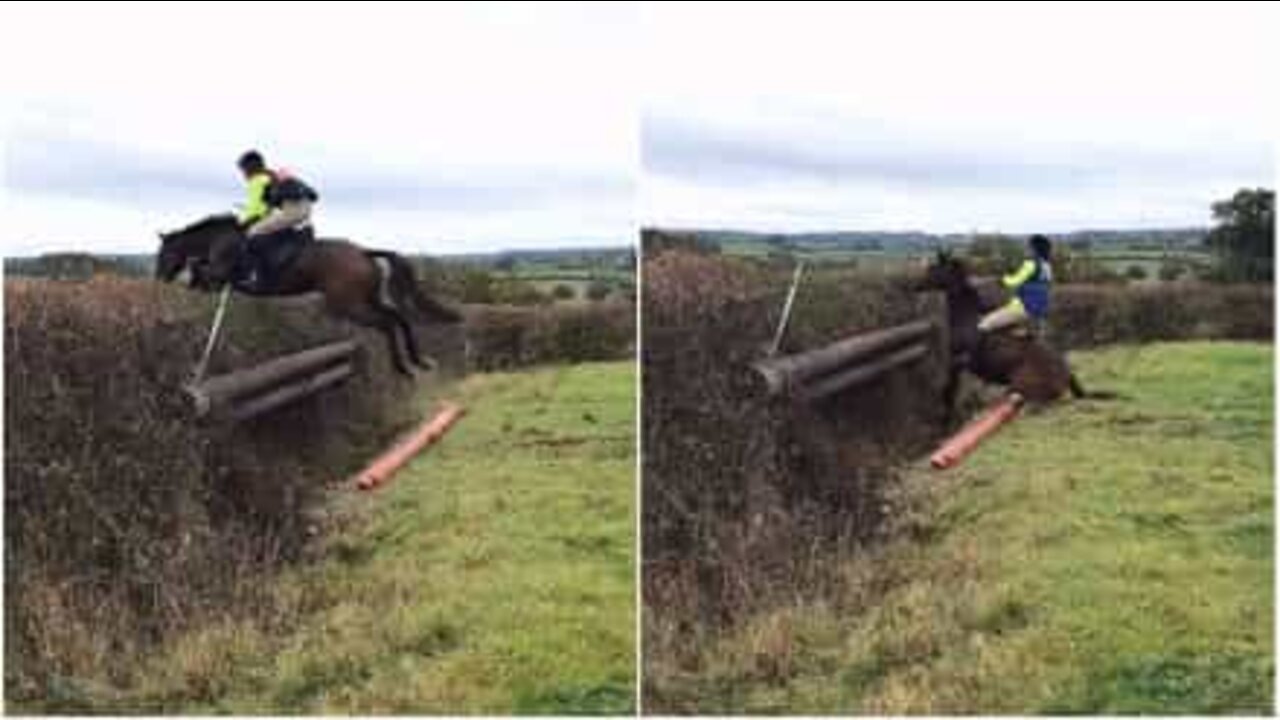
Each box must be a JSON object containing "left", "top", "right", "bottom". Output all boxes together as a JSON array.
[{"left": 246, "top": 200, "right": 312, "bottom": 237}]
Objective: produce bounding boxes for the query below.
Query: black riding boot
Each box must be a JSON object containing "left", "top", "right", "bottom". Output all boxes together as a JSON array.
[{"left": 238, "top": 242, "right": 269, "bottom": 292}]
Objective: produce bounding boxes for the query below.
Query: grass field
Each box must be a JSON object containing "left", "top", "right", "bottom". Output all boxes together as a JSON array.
[
  {"left": 649, "top": 342, "right": 1272, "bottom": 714},
  {"left": 720, "top": 242, "right": 918, "bottom": 269},
  {"left": 717, "top": 242, "right": 1215, "bottom": 281},
  {"left": 99, "top": 362, "right": 636, "bottom": 714}
]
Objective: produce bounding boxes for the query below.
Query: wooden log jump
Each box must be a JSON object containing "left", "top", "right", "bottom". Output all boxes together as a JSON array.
[
  {"left": 752, "top": 320, "right": 933, "bottom": 400},
  {"left": 186, "top": 339, "right": 359, "bottom": 422}
]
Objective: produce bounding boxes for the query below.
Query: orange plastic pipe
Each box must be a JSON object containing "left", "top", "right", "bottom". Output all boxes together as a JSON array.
[
  {"left": 354, "top": 402, "right": 466, "bottom": 491},
  {"left": 930, "top": 394, "right": 1023, "bottom": 470}
]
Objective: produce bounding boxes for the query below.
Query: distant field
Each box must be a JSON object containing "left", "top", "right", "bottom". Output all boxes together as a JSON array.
[
  {"left": 1091, "top": 249, "right": 1213, "bottom": 277},
  {"left": 716, "top": 241, "right": 1218, "bottom": 282},
  {"left": 493, "top": 261, "right": 633, "bottom": 302},
  {"left": 510, "top": 266, "right": 633, "bottom": 282},
  {"left": 719, "top": 244, "right": 924, "bottom": 274}
]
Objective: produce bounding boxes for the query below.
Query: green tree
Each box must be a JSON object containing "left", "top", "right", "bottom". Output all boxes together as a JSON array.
[
  {"left": 1125, "top": 264, "right": 1148, "bottom": 281},
  {"left": 551, "top": 283, "right": 576, "bottom": 301},
  {"left": 765, "top": 249, "right": 795, "bottom": 266},
  {"left": 414, "top": 257, "right": 468, "bottom": 300},
  {"left": 460, "top": 267, "right": 496, "bottom": 304},
  {"left": 489, "top": 277, "right": 549, "bottom": 306},
  {"left": 1205, "top": 188, "right": 1274, "bottom": 282},
  {"left": 585, "top": 280, "right": 611, "bottom": 301},
  {"left": 966, "top": 234, "right": 1024, "bottom": 276},
  {"left": 641, "top": 228, "right": 720, "bottom": 256},
  {"left": 1054, "top": 243, "right": 1121, "bottom": 284},
  {"left": 35, "top": 252, "right": 111, "bottom": 280},
  {"left": 1157, "top": 260, "right": 1184, "bottom": 282}
]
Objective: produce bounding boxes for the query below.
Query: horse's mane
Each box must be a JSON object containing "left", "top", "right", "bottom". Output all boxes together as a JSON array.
[{"left": 171, "top": 213, "right": 239, "bottom": 236}]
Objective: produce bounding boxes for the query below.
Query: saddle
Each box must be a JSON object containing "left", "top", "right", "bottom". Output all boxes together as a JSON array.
[
  {"left": 237, "top": 226, "right": 314, "bottom": 292},
  {"left": 990, "top": 322, "right": 1044, "bottom": 349}
]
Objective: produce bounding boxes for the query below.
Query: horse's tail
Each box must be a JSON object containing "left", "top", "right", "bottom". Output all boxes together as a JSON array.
[
  {"left": 1069, "top": 372, "right": 1121, "bottom": 400},
  {"left": 365, "top": 250, "right": 464, "bottom": 325}
]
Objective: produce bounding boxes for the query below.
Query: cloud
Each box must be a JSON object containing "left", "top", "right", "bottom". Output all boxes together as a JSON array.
[
  {"left": 0, "top": 2, "right": 639, "bottom": 253},
  {"left": 639, "top": 2, "right": 1276, "bottom": 232},
  {"left": 6, "top": 127, "right": 231, "bottom": 206},
  {"left": 642, "top": 112, "right": 1271, "bottom": 194},
  {"left": 6, "top": 125, "right": 633, "bottom": 215}
]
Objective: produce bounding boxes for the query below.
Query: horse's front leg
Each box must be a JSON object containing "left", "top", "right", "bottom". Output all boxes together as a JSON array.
[
  {"left": 184, "top": 259, "right": 211, "bottom": 290},
  {"left": 941, "top": 360, "right": 964, "bottom": 428}
]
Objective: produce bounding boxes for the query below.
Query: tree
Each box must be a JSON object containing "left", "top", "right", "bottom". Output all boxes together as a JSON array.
[
  {"left": 765, "top": 249, "right": 795, "bottom": 266},
  {"left": 413, "top": 257, "right": 467, "bottom": 300},
  {"left": 551, "top": 283, "right": 576, "bottom": 300},
  {"left": 966, "top": 234, "right": 1024, "bottom": 277},
  {"left": 494, "top": 280, "right": 549, "bottom": 306},
  {"left": 34, "top": 252, "right": 111, "bottom": 280},
  {"left": 1053, "top": 243, "right": 1121, "bottom": 284},
  {"left": 1125, "top": 264, "right": 1148, "bottom": 281},
  {"left": 1157, "top": 260, "right": 1184, "bottom": 282},
  {"left": 1205, "top": 188, "right": 1274, "bottom": 282},
  {"left": 460, "top": 267, "right": 496, "bottom": 304},
  {"left": 641, "top": 228, "right": 720, "bottom": 256},
  {"left": 585, "top": 280, "right": 611, "bottom": 301}
]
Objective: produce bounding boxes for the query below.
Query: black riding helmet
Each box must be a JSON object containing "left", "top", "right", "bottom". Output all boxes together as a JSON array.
[
  {"left": 1028, "top": 233, "right": 1052, "bottom": 261},
  {"left": 237, "top": 150, "right": 266, "bottom": 175}
]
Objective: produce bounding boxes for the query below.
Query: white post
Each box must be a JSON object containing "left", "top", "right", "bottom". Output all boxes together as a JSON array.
[
  {"left": 191, "top": 285, "right": 232, "bottom": 385},
  {"left": 769, "top": 261, "right": 805, "bottom": 357}
]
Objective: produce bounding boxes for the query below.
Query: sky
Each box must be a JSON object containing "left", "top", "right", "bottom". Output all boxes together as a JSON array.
[
  {"left": 640, "top": 2, "right": 1277, "bottom": 234},
  {"left": 2, "top": 2, "right": 1276, "bottom": 256},
  {"left": 0, "top": 2, "right": 638, "bottom": 255}
]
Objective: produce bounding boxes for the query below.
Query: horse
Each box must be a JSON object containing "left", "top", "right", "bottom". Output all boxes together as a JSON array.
[
  {"left": 155, "top": 214, "right": 462, "bottom": 376},
  {"left": 914, "top": 250, "right": 1110, "bottom": 423}
]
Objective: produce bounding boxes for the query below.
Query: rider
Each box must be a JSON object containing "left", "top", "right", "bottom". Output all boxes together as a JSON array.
[
  {"left": 978, "top": 233, "right": 1053, "bottom": 337},
  {"left": 236, "top": 150, "right": 319, "bottom": 289}
]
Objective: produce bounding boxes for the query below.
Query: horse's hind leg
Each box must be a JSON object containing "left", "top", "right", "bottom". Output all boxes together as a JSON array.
[
  {"left": 380, "top": 304, "right": 436, "bottom": 372},
  {"left": 369, "top": 281, "right": 435, "bottom": 371},
  {"left": 375, "top": 313, "right": 414, "bottom": 376},
  {"left": 324, "top": 288, "right": 414, "bottom": 376},
  {"left": 365, "top": 255, "right": 435, "bottom": 374},
  {"left": 1069, "top": 373, "right": 1086, "bottom": 399},
  {"left": 354, "top": 304, "right": 414, "bottom": 377}
]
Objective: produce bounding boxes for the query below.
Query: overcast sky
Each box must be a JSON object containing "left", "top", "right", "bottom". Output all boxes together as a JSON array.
[
  {"left": 0, "top": 2, "right": 637, "bottom": 255},
  {"left": 3, "top": 2, "right": 1276, "bottom": 256},
  {"left": 640, "top": 2, "right": 1277, "bottom": 234}
]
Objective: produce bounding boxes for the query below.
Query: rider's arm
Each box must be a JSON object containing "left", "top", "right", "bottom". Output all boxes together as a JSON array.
[
  {"left": 239, "top": 174, "right": 271, "bottom": 226},
  {"left": 1002, "top": 259, "right": 1036, "bottom": 289}
]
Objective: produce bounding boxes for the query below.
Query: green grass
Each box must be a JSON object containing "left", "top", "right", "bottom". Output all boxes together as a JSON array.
[
  {"left": 654, "top": 342, "right": 1272, "bottom": 714},
  {"left": 126, "top": 362, "right": 636, "bottom": 714}
]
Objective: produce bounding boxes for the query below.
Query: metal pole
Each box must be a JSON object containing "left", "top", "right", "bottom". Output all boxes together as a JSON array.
[
  {"left": 191, "top": 285, "right": 232, "bottom": 385},
  {"left": 769, "top": 262, "right": 805, "bottom": 357}
]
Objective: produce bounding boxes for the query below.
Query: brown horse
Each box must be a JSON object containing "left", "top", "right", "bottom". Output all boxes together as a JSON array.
[
  {"left": 156, "top": 213, "right": 462, "bottom": 375},
  {"left": 915, "top": 250, "right": 1111, "bottom": 423}
]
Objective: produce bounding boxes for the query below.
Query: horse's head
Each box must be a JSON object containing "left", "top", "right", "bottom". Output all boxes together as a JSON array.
[
  {"left": 914, "top": 249, "right": 972, "bottom": 294},
  {"left": 155, "top": 214, "right": 244, "bottom": 287},
  {"left": 155, "top": 230, "right": 190, "bottom": 281}
]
